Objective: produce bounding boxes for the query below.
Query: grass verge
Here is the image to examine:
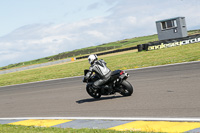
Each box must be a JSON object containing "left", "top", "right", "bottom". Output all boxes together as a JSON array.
[
  {"left": 0, "top": 43, "right": 200, "bottom": 87},
  {"left": 0, "top": 124, "right": 148, "bottom": 133}
]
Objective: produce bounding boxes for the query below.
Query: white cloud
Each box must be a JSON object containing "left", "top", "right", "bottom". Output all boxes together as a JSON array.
[{"left": 0, "top": 0, "right": 200, "bottom": 67}]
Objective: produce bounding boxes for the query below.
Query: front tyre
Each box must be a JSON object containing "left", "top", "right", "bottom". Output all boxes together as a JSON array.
[
  {"left": 86, "top": 85, "right": 101, "bottom": 99},
  {"left": 119, "top": 80, "right": 133, "bottom": 96}
]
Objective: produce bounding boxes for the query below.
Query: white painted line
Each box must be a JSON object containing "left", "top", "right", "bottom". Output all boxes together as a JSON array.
[
  {"left": 1, "top": 117, "right": 200, "bottom": 122},
  {"left": 1, "top": 61, "right": 200, "bottom": 88}
]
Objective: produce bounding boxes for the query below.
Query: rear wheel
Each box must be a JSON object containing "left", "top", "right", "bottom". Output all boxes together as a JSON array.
[
  {"left": 119, "top": 80, "right": 133, "bottom": 96},
  {"left": 86, "top": 85, "right": 101, "bottom": 99}
]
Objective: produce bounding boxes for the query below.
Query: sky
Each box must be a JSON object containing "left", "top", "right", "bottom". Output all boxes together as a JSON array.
[{"left": 0, "top": 0, "right": 200, "bottom": 67}]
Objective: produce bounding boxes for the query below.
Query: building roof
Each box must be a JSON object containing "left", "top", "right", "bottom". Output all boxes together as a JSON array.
[{"left": 156, "top": 16, "right": 185, "bottom": 23}]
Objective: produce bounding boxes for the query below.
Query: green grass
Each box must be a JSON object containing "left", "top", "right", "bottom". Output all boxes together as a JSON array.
[
  {"left": 0, "top": 42, "right": 200, "bottom": 87},
  {"left": 0, "top": 124, "right": 149, "bottom": 133},
  {"left": 188, "top": 29, "right": 200, "bottom": 35}
]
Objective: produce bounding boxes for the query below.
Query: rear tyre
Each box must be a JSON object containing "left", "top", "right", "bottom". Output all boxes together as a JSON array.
[
  {"left": 119, "top": 80, "right": 133, "bottom": 96},
  {"left": 86, "top": 85, "right": 101, "bottom": 99}
]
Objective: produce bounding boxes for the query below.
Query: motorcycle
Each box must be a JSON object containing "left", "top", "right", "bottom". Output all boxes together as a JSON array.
[{"left": 83, "top": 69, "right": 133, "bottom": 98}]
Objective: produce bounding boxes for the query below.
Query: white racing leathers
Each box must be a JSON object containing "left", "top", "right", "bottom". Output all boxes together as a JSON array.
[{"left": 85, "top": 59, "right": 111, "bottom": 87}]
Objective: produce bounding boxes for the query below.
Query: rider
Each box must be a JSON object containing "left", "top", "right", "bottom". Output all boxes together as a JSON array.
[{"left": 84, "top": 54, "right": 111, "bottom": 91}]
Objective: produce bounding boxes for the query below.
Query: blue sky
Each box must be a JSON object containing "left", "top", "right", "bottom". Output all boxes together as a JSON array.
[
  {"left": 0, "top": 0, "right": 200, "bottom": 67},
  {"left": 0, "top": 0, "right": 113, "bottom": 36}
]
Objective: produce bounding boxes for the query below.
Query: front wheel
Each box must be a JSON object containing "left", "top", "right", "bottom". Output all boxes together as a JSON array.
[
  {"left": 119, "top": 80, "right": 133, "bottom": 96},
  {"left": 86, "top": 85, "right": 101, "bottom": 99}
]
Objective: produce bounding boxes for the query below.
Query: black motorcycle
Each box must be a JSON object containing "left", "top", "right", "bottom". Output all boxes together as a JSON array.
[{"left": 83, "top": 69, "right": 133, "bottom": 98}]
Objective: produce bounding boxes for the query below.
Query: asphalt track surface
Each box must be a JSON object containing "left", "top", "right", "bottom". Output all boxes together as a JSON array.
[{"left": 0, "top": 61, "right": 200, "bottom": 118}]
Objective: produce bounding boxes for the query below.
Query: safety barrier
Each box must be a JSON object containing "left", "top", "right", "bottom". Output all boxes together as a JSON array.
[
  {"left": 0, "top": 45, "right": 138, "bottom": 74},
  {"left": 76, "top": 46, "right": 137, "bottom": 60},
  {"left": 137, "top": 34, "right": 200, "bottom": 52}
]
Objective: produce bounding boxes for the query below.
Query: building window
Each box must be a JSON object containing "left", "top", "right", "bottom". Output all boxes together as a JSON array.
[
  {"left": 166, "top": 20, "right": 173, "bottom": 28},
  {"left": 161, "top": 22, "right": 166, "bottom": 29},
  {"left": 173, "top": 20, "right": 177, "bottom": 27},
  {"left": 161, "top": 19, "right": 177, "bottom": 30}
]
